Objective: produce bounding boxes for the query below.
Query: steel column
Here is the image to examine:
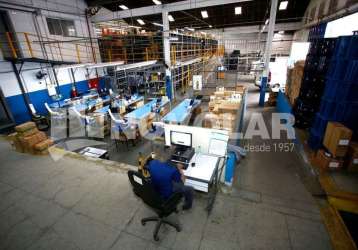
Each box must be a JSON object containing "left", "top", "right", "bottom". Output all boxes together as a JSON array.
[{"left": 259, "top": 0, "right": 278, "bottom": 107}]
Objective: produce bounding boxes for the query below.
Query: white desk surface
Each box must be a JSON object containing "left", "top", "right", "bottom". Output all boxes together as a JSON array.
[{"left": 183, "top": 153, "right": 219, "bottom": 183}]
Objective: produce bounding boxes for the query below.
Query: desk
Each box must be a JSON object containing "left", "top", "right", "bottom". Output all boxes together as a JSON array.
[
  {"left": 184, "top": 153, "right": 224, "bottom": 214},
  {"left": 94, "top": 105, "right": 110, "bottom": 114},
  {"left": 49, "top": 95, "right": 110, "bottom": 113},
  {"left": 184, "top": 153, "right": 220, "bottom": 192},
  {"left": 125, "top": 99, "right": 169, "bottom": 135},
  {"left": 112, "top": 96, "right": 144, "bottom": 110},
  {"left": 162, "top": 99, "right": 200, "bottom": 124}
]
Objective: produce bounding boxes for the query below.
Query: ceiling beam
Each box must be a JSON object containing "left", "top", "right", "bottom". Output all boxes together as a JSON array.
[
  {"left": 92, "top": 0, "right": 252, "bottom": 23},
  {"left": 201, "top": 22, "right": 303, "bottom": 35}
]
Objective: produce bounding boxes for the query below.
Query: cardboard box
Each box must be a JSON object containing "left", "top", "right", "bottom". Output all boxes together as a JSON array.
[
  {"left": 8, "top": 132, "right": 25, "bottom": 153},
  {"left": 285, "top": 60, "right": 305, "bottom": 105},
  {"left": 213, "top": 91, "right": 225, "bottom": 98},
  {"left": 323, "top": 122, "right": 352, "bottom": 157},
  {"left": 346, "top": 142, "right": 358, "bottom": 171},
  {"left": 18, "top": 127, "right": 39, "bottom": 137},
  {"left": 235, "top": 85, "right": 246, "bottom": 94},
  {"left": 20, "top": 131, "right": 47, "bottom": 153},
  {"left": 314, "top": 149, "right": 344, "bottom": 171},
  {"left": 218, "top": 101, "right": 240, "bottom": 114},
  {"left": 34, "top": 139, "right": 54, "bottom": 152},
  {"left": 15, "top": 122, "right": 36, "bottom": 133}
]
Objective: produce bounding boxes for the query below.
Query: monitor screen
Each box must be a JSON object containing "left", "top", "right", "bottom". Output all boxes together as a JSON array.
[{"left": 170, "top": 131, "right": 192, "bottom": 147}]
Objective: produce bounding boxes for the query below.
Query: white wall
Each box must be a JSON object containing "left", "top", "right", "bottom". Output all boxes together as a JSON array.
[
  {"left": 0, "top": 0, "right": 102, "bottom": 99},
  {"left": 203, "top": 23, "right": 300, "bottom": 56}
]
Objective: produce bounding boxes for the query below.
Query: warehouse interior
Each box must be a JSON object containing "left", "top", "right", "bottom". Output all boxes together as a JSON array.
[{"left": 0, "top": 0, "right": 358, "bottom": 249}]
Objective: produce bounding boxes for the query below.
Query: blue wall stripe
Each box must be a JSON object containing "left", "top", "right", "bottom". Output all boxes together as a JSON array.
[{"left": 4, "top": 79, "right": 104, "bottom": 124}]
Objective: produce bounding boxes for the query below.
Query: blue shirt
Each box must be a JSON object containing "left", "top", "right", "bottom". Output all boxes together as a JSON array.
[{"left": 147, "top": 160, "right": 181, "bottom": 200}]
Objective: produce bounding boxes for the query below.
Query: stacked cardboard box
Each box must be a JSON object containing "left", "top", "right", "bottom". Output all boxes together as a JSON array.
[
  {"left": 285, "top": 60, "right": 305, "bottom": 105},
  {"left": 323, "top": 122, "right": 352, "bottom": 158},
  {"left": 314, "top": 122, "right": 353, "bottom": 171},
  {"left": 345, "top": 142, "right": 358, "bottom": 172},
  {"left": 314, "top": 149, "right": 344, "bottom": 171},
  {"left": 206, "top": 87, "right": 242, "bottom": 132},
  {"left": 235, "top": 84, "right": 246, "bottom": 94},
  {"left": 202, "top": 113, "right": 236, "bottom": 131},
  {"left": 8, "top": 122, "right": 53, "bottom": 155}
]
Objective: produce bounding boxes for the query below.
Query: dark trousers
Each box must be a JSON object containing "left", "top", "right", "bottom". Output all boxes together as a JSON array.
[{"left": 173, "top": 181, "right": 194, "bottom": 208}]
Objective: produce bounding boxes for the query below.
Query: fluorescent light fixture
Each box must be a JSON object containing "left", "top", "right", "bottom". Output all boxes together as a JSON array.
[
  {"left": 265, "top": 19, "right": 269, "bottom": 25},
  {"left": 168, "top": 14, "right": 174, "bottom": 22},
  {"left": 137, "top": 19, "right": 145, "bottom": 25},
  {"left": 152, "top": 0, "right": 161, "bottom": 5},
  {"left": 128, "top": 25, "right": 141, "bottom": 29},
  {"left": 209, "top": 25, "right": 213, "bottom": 28},
  {"left": 279, "top": 1, "right": 288, "bottom": 10},
  {"left": 235, "top": 7, "right": 242, "bottom": 15},
  {"left": 119, "top": 5, "right": 128, "bottom": 10},
  {"left": 87, "top": 61, "right": 125, "bottom": 69},
  {"left": 153, "top": 22, "right": 163, "bottom": 27},
  {"left": 278, "top": 31, "right": 284, "bottom": 34},
  {"left": 201, "top": 10, "right": 208, "bottom": 19},
  {"left": 185, "top": 27, "right": 195, "bottom": 31}
]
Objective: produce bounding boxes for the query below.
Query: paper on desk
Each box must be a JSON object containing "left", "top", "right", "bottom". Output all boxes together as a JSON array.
[
  {"left": 184, "top": 154, "right": 219, "bottom": 182},
  {"left": 84, "top": 147, "right": 107, "bottom": 155}
]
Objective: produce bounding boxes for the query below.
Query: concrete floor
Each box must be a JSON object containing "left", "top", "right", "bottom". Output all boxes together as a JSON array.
[{"left": 0, "top": 83, "right": 332, "bottom": 250}]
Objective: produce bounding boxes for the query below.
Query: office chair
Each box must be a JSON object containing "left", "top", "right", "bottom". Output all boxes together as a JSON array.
[{"left": 127, "top": 170, "right": 182, "bottom": 241}]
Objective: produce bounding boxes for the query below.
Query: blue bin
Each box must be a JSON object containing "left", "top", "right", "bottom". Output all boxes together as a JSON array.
[{"left": 225, "top": 152, "right": 236, "bottom": 186}]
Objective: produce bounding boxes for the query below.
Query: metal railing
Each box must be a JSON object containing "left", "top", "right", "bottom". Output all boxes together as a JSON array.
[{"left": 0, "top": 32, "right": 97, "bottom": 63}]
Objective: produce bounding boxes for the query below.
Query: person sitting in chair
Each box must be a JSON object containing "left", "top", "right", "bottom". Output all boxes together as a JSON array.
[{"left": 146, "top": 158, "right": 193, "bottom": 210}]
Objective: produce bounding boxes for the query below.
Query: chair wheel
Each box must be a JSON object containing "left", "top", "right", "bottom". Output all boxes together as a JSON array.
[
  {"left": 176, "top": 227, "right": 181, "bottom": 232},
  {"left": 141, "top": 221, "right": 146, "bottom": 226},
  {"left": 154, "top": 235, "right": 159, "bottom": 241}
]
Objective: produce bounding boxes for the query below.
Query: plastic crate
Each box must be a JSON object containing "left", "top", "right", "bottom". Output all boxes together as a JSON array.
[
  {"left": 345, "top": 35, "right": 358, "bottom": 60},
  {"left": 335, "top": 102, "right": 358, "bottom": 129},
  {"left": 318, "top": 99, "right": 338, "bottom": 120},
  {"left": 322, "top": 78, "right": 339, "bottom": 100},
  {"left": 344, "top": 60, "right": 358, "bottom": 81},
  {"left": 311, "top": 113, "right": 329, "bottom": 136},
  {"left": 332, "top": 35, "right": 358, "bottom": 60},
  {"left": 308, "top": 129, "right": 323, "bottom": 150},
  {"left": 327, "top": 59, "right": 349, "bottom": 79},
  {"left": 335, "top": 82, "right": 358, "bottom": 102}
]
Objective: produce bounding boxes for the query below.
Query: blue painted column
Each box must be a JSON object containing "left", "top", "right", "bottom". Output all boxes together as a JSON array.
[
  {"left": 259, "top": 76, "right": 267, "bottom": 107},
  {"left": 165, "top": 75, "right": 173, "bottom": 100}
]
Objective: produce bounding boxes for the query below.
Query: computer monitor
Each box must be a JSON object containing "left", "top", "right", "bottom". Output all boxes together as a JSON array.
[{"left": 170, "top": 131, "right": 192, "bottom": 148}]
